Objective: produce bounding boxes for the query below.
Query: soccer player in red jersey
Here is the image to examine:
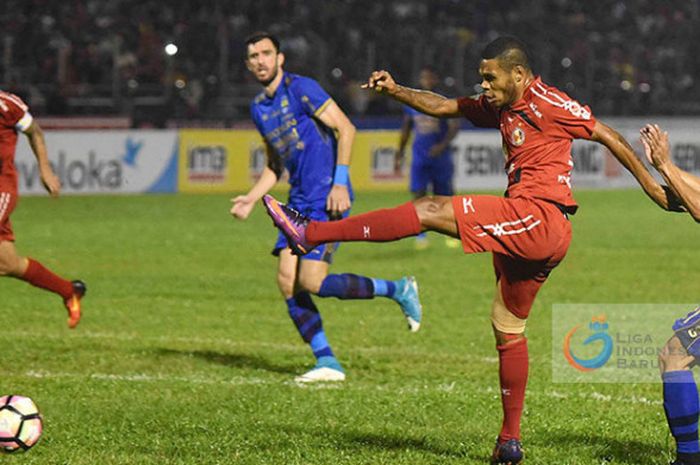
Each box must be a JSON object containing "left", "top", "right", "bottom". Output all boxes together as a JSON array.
[
  {"left": 0, "top": 90, "right": 86, "bottom": 328},
  {"left": 640, "top": 124, "right": 700, "bottom": 465},
  {"left": 263, "top": 37, "right": 677, "bottom": 463}
]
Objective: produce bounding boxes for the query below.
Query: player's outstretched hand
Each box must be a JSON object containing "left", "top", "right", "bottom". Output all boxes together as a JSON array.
[
  {"left": 40, "top": 169, "right": 60, "bottom": 197},
  {"left": 640, "top": 124, "right": 671, "bottom": 169},
  {"left": 326, "top": 185, "right": 351, "bottom": 218},
  {"left": 361, "top": 70, "right": 397, "bottom": 95},
  {"left": 230, "top": 194, "right": 255, "bottom": 220}
]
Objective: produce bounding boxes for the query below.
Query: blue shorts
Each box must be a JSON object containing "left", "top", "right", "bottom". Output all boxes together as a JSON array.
[
  {"left": 271, "top": 203, "right": 345, "bottom": 263},
  {"left": 672, "top": 306, "right": 700, "bottom": 357},
  {"left": 410, "top": 153, "right": 454, "bottom": 195}
]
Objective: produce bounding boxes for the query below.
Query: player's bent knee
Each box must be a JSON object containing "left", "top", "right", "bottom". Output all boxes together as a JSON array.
[
  {"left": 0, "top": 256, "right": 21, "bottom": 277},
  {"left": 491, "top": 295, "right": 527, "bottom": 335},
  {"left": 413, "top": 196, "right": 453, "bottom": 229},
  {"left": 659, "top": 336, "right": 692, "bottom": 372},
  {"left": 276, "top": 272, "right": 295, "bottom": 298},
  {"left": 297, "top": 272, "right": 323, "bottom": 294}
]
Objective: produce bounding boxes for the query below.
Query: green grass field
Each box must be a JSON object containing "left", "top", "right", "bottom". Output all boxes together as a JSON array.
[{"left": 1, "top": 190, "right": 698, "bottom": 464}]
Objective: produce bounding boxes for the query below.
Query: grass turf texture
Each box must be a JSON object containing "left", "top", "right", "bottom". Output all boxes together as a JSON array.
[{"left": 0, "top": 190, "right": 698, "bottom": 464}]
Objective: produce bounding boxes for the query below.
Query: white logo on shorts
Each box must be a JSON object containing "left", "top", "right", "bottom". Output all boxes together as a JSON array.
[
  {"left": 363, "top": 226, "right": 371, "bottom": 238},
  {"left": 462, "top": 197, "right": 475, "bottom": 214},
  {"left": 474, "top": 214, "right": 541, "bottom": 238}
]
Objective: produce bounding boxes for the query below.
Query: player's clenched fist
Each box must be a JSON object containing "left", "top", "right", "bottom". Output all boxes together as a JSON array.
[{"left": 361, "top": 70, "right": 397, "bottom": 94}]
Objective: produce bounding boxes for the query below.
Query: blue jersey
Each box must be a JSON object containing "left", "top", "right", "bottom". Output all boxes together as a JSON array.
[
  {"left": 251, "top": 72, "right": 352, "bottom": 210},
  {"left": 403, "top": 106, "right": 451, "bottom": 160}
]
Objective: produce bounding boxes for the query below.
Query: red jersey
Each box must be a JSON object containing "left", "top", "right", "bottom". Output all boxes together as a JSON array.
[
  {"left": 457, "top": 76, "right": 596, "bottom": 213},
  {"left": 0, "top": 91, "right": 33, "bottom": 192}
]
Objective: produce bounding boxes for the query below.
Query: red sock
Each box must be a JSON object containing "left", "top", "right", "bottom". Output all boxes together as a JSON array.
[
  {"left": 20, "top": 259, "right": 73, "bottom": 300},
  {"left": 497, "top": 337, "right": 529, "bottom": 442},
  {"left": 306, "top": 202, "right": 422, "bottom": 244}
]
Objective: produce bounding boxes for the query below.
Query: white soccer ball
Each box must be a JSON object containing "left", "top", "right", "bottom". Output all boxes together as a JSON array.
[{"left": 0, "top": 395, "right": 43, "bottom": 452}]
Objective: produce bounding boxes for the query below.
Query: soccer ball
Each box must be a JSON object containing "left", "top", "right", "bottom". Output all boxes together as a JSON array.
[{"left": 0, "top": 395, "right": 43, "bottom": 452}]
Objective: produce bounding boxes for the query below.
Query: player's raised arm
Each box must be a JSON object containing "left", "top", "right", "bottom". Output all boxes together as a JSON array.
[
  {"left": 641, "top": 124, "right": 700, "bottom": 222},
  {"left": 362, "top": 70, "right": 461, "bottom": 118},
  {"left": 23, "top": 121, "right": 60, "bottom": 197},
  {"left": 590, "top": 120, "right": 682, "bottom": 212},
  {"left": 315, "top": 99, "right": 354, "bottom": 215}
]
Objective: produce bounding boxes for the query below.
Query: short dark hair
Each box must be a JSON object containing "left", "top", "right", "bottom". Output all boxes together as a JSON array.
[
  {"left": 245, "top": 31, "right": 281, "bottom": 54},
  {"left": 481, "top": 36, "right": 531, "bottom": 72}
]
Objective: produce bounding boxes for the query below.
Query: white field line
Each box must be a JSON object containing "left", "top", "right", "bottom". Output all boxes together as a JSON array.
[
  {"left": 4, "top": 331, "right": 663, "bottom": 405},
  {"left": 1, "top": 330, "right": 499, "bottom": 363},
  {"left": 23, "top": 370, "right": 274, "bottom": 387},
  {"left": 16, "top": 370, "right": 662, "bottom": 405}
]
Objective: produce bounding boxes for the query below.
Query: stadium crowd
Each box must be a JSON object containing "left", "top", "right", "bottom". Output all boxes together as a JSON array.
[{"left": 1, "top": 0, "right": 699, "bottom": 122}]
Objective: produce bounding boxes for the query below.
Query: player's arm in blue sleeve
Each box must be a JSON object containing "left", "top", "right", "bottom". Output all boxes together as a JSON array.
[{"left": 293, "top": 77, "right": 354, "bottom": 214}]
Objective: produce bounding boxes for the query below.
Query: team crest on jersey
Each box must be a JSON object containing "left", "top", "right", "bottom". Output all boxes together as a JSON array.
[{"left": 511, "top": 127, "right": 526, "bottom": 146}]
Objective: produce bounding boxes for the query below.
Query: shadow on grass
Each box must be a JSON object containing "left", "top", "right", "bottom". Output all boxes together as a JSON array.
[
  {"left": 154, "top": 348, "right": 299, "bottom": 375},
  {"left": 279, "top": 424, "right": 482, "bottom": 461},
  {"left": 340, "top": 430, "right": 478, "bottom": 460},
  {"left": 533, "top": 431, "right": 663, "bottom": 465}
]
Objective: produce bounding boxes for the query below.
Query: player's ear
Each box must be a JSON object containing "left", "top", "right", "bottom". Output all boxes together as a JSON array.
[
  {"left": 277, "top": 52, "right": 285, "bottom": 68},
  {"left": 512, "top": 65, "right": 526, "bottom": 85}
]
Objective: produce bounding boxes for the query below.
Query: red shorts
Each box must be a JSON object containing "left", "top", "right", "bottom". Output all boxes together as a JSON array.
[
  {"left": 0, "top": 191, "right": 17, "bottom": 242},
  {"left": 451, "top": 195, "right": 572, "bottom": 319}
]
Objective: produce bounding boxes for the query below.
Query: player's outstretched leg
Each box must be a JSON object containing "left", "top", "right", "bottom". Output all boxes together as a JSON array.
[
  {"left": 286, "top": 292, "right": 345, "bottom": 383},
  {"left": 20, "top": 259, "right": 87, "bottom": 329},
  {"left": 316, "top": 273, "right": 422, "bottom": 332},
  {"left": 660, "top": 312, "right": 700, "bottom": 465},
  {"left": 1, "top": 242, "right": 86, "bottom": 328},
  {"left": 262, "top": 195, "right": 423, "bottom": 254}
]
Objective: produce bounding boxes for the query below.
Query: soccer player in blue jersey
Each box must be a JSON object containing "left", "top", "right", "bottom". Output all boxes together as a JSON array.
[
  {"left": 397, "top": 67, "right": 459, "bottom": 249},
  {"left": 641, "top": 124, "right": 700, "bottom": 465},
  {"left": 230, "top": 32, "right": 422, "bottom": 383}
]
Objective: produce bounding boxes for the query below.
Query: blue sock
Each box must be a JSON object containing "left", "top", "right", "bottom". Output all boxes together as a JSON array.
[
  {"left": 317, "top": 274, "right": 397, "bottom": 299},
  {"left": 370, "top": 278, "right": 396, "bottom": 297},
  {"left": 416, "top": 232, "right": 427, "bottom": 240},
  {"left": 286, "top": 293, "right": 334, "bottom": 360},
  {"left": 309, "top": 331, "right": 334, "bottom": 360},
  {"left": 663, "top": 370, "right": 700, "bottom": 462}
]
